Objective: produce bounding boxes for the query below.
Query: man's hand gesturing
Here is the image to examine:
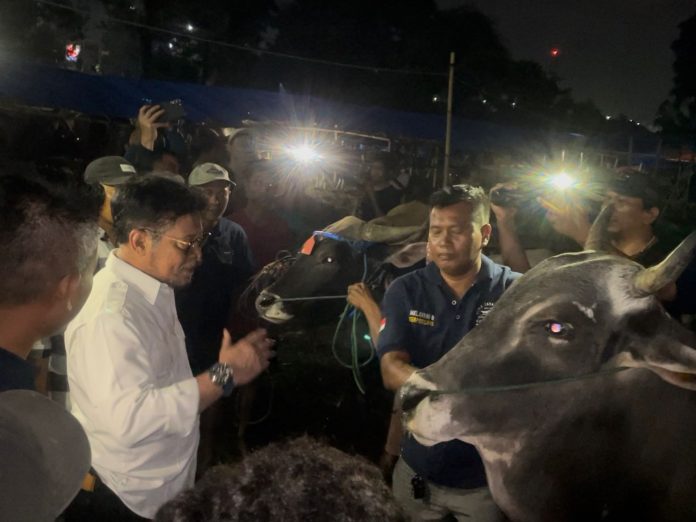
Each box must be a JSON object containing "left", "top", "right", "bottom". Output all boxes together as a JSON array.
[{"left": 218, "top": 329, "right": 275, "bottom": 386}]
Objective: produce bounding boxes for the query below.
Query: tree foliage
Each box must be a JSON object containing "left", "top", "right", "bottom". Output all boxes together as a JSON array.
[
  {"left": 655, "top": 11, "right": 696, "bottom": 141},
  {"left": 1, "top": 0, "right": 611, "bottom": 133}
]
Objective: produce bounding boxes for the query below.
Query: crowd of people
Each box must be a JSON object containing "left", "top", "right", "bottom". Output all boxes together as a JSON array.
[{"left": 1, "top": 102, "right": 695, "bottom": 521}]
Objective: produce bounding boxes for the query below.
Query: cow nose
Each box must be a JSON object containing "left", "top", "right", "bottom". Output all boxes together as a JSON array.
[
  {"left": 256, "top": 291, "right": 280, "bottom": 310},
  {"left": 400, "top": 382, "right": 431, "bottom": 413}
]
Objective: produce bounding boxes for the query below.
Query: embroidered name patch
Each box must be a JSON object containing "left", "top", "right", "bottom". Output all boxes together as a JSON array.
[
  {"left": 474, "top": 301, "right": 495, "bottom": 326},
  {"left": 408, "top": 309, "right": 435, "bottom": 327}
]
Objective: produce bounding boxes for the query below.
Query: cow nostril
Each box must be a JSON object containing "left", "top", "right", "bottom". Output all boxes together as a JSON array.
[
  {"left": 400, "top": 384, "right": 431, "bottom": 413},
  {"left": 256, "top": 292, "right": 280, "bottom": 309}
]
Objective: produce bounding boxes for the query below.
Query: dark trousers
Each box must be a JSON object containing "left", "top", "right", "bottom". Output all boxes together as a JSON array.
[{"left": 63, "top": 475, "right": 151, "bottom": 522}]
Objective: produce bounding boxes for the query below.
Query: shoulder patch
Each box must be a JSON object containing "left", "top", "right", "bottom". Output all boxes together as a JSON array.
[{"left": 105, "top": 281, "right": 128, "bottom": 313}]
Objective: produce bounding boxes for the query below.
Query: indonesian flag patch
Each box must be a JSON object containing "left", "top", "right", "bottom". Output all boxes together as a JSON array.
[{"left": 379, "top": 318, "right": 387, "bottom": 332}]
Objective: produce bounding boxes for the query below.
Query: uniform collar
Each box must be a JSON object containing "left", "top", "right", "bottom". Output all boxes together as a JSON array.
[
  {"left": 424, "top": 254, "right": 495, "bottom": 288},
  {"left": 106, "top": 252, "right": 171, "bottom": 306}
]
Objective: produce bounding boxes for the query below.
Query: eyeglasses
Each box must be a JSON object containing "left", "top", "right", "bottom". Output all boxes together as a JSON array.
[{"left": 143, "top": 228, "right": 211, "bottom": 254}]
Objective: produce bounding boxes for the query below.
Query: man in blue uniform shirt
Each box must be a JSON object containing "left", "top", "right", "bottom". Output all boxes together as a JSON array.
[{"left": 378, "top": 184, "right": 520, "bottom": 521}]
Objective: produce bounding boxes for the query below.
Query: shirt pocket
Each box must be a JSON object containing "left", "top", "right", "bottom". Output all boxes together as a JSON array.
[{"left": 211, "top": 244, "right": 235, "bottom": 265}]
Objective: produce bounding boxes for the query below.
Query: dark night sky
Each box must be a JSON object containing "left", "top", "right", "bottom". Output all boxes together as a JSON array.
[{"left": 441, "top": 0, "right": 695, "bottom": 126}]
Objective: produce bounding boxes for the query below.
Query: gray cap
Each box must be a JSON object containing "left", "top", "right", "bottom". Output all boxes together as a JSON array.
[
  {"left": 84, "top": 156, "right": 137, "bottom": 186},
  {"left": 188, "top": 162, "right": 234, "bottom": 187},
  {"left": 0, "top": 390, "right": 91, "bottom": 522}
]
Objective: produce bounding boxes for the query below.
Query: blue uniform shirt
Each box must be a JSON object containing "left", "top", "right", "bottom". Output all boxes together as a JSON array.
[
  {"left": 378, "top": 255, "right": 520, "bottom": 488},
  {"left": 0, "top": 347, "right": 35, "bottom": 392}
]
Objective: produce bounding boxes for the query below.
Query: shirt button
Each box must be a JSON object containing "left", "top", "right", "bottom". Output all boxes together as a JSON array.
[
  {"left": 456, "top": 315, "right": 461, "bottom": 320},
  {"left": 451, "top": 300, "right": 457, "bottom": 305}
]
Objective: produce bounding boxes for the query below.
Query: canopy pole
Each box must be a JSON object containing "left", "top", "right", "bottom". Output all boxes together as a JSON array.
[{"left": 443, "top": 51, "right": 455, "bottom": 188}]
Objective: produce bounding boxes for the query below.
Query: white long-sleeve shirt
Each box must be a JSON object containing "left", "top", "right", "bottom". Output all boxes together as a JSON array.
[{"left": 66, "top": 253, "right": 200, "bottom": 518}]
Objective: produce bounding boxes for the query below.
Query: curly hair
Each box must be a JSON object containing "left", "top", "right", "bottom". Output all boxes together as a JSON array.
[
  {"left": 155, "top": 437, "right": 405, "bottom": 522},
  {"left": 111, "top": 175, "right": 206, "bottom": 245}
]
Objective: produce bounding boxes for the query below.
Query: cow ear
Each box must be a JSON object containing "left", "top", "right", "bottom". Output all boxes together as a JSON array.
[
  {"left": 620, "top": 336, "right": 696, "bottom": 391},
  {"left": 384, "top": 242, "right": 427, "bottom": 268}
]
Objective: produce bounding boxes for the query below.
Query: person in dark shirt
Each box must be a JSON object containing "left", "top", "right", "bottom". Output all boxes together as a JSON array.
[
  {"left": 227, "top": 160, "right": 295, "bottom": 269},
  {"left": 495, "top": 168, "right": 675, "bottom": 272},
  {"left": 0, "top": 170, "right": 101, "bottom": 392},
  {"left": 176, "top": 163, "right": 255, "bottom": 373},
  {"left": 357, "top": 152, "right": 407, "bottom": 221},
  {"left": 378, "top": 185, "right": 519, "bottom": 521},
  {"left": 176, "top": 163, "right": 255, "bottom": 474}
]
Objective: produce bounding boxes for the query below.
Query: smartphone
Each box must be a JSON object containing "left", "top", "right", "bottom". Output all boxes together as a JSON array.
[{"left": 156, "top": 101, "right": 186, "bottom": 123}]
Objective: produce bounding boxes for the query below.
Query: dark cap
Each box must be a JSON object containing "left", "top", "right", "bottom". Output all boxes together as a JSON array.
[
  {"left": 0, "top": 390, "right": 91, "bottom": 522},
  {"left": 84, "top": 156, "right": 137, "bottom": 186},
  {"left": 610, "top": 168, "right": 663, "bottom": 208}
]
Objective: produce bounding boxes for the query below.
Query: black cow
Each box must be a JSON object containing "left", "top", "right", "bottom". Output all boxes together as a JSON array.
[
  {"left": 400, "top": 219, "right": 696, "bottom": 521},
  {"left": 255, "top": 234, "right": 425, "bottom": 324}
]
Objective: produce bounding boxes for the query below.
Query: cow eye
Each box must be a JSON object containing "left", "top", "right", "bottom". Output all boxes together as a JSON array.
[
  {"left": 545, "top": 321, "right": 573, "bottom": 338},
  {"left": 323, "top": 256, "right": 334, "bottom": 264}
]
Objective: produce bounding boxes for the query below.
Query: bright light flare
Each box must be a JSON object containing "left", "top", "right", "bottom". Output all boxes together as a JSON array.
[
  {"left": 549, "top": 172, "right": 576, "bottom": 190},
  {"left": 286, "top": 145, "right": 321, "bottom": 164}
]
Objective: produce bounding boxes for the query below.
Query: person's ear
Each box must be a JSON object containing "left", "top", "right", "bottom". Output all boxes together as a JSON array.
[
  {"left": 643, "top": 206, "right": 659, "bottom": 226},
  {"left": 480, "top": 223, "right": 492, "bottom": 247},
  {"left": 55, "top": 272, "right": 82, "bottom": 312},
  {"left": 129, "top": 229, "right": 151, "bottom": 255}
]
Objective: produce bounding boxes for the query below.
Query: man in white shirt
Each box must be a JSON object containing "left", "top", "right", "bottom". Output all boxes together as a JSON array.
[{"left": 64, "top": 176, "right": 274, "bottom": 521}]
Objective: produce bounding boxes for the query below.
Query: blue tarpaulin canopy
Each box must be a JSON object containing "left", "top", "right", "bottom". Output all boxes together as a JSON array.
[{"left": 0, "top": 58, "right": 549, "bottom": 150}]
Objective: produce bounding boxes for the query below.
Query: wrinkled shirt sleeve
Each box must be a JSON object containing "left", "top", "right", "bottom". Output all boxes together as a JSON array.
[
  {"left": 377, "top": 279, "right": 410, "bottom": 357},
  {"left": 68, "top": 313, "right": 199, "bottom": 447}
]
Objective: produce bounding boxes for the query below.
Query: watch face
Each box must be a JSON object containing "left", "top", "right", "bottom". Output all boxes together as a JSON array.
[{"left": 210, "top": 363, "right": 230, "bottom": 386}]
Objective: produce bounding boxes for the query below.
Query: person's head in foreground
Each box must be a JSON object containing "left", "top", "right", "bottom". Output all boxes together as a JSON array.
[
  {"left": 0, "top": 390, "right": 91, "bottom": 522},
  {"left": 111, "top": 175, "right": 207, "bottom": 288},
  {"left": 0, "top": 170, "right": 101, "bottom": 341},
  {"left": 155, "top": 437, "right": 405, "bottom": 522}
]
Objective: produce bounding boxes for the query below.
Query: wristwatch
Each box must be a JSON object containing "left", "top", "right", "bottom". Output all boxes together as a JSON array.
[{"left": 208, "top": 362, "right": 235, "bottom": 397}]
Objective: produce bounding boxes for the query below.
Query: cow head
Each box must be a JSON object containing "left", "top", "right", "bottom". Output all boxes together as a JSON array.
[
  {"left": 255, "top": 233, "right": 426, "bottom": 324},
  {"left": 401, "top": 229, "right": 696, "bottom": 447}
]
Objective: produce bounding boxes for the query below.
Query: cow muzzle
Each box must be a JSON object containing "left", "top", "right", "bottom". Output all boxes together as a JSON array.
[
  {"left": 399, "top": 372, "right": 455, "bottom": 446},
  {"left": 255, "top": 291, "right": 294, "bottom": 324}
]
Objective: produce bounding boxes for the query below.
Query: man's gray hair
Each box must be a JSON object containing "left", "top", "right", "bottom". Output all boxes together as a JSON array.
[{"left": 0, "top": 173, "right": 101, "bottom": 306}]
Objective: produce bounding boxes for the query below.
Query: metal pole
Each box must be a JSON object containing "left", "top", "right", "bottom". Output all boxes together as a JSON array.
[
  {"left": 654, "top": 138, "right": 662, "bottom": 174},
  {"left": 443, "top": 51, "right": 455, "bottom": 188}
]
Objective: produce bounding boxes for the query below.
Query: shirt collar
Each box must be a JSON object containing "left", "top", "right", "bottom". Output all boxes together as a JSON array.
[
  {"left": 424, "top": 254, "right": 496, "bottom": 288},
  {"left": 106, "top": 252, "right": 171, "bottom": 305}
]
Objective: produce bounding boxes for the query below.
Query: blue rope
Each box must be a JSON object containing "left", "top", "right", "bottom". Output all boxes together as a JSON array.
[{"left": 330, "top": 253, "right": 376, "bottom": 394}]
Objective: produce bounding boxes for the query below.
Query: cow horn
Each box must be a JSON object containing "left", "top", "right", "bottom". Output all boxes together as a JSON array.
[
  {"left": 633, "top": 232, "right": 696, "bottom": 296},
  {"left": 584, "top": 205, "right": 618, "bottom": 253}
]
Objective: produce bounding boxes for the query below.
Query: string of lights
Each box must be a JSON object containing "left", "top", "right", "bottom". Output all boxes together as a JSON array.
[{"left": 34, "top": 0, "right": 448, "bottom": 77}]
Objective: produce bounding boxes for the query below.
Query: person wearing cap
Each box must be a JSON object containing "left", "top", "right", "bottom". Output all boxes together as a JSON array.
[
  {"left": 0, "top": 390, "right": 91, "bottom": 522},
  {"left": 64, "top": 176, "right": 274, "bottom": 520},
  {"left": 177, "top": 163, "right": 255, "bottom": 474},
  {"left": 546, "top": 169, "right": 673, "bottom": 265},
  {"left": 0, "top": 170, "right": 101, "bottom": 392},
  {"left": 83, "top": 155, "right": 138, "bottom": 271},
  {"left": 493, "top": 168, "right": 673, "bottom": 272}
]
